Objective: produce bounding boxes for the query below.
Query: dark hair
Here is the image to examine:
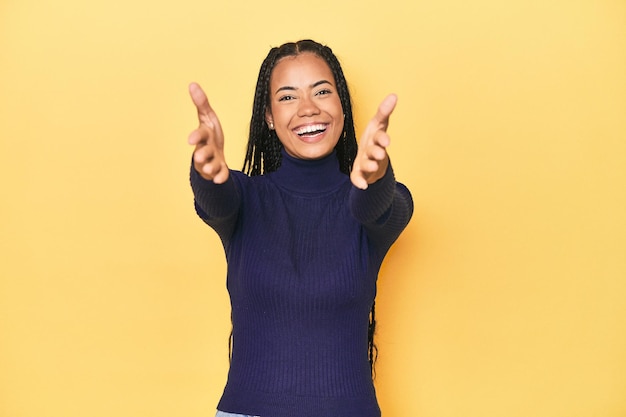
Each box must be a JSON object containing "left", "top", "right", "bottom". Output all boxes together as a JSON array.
[
  {"left": 242, "top": 39, "right": 358, "bottom": 176},
  {"left": 368, "top": 301, "right": 378, "bottom": 379}
]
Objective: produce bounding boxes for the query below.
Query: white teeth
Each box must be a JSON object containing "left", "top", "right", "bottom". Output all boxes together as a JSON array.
[{"left": 294, "top": 124, "right": 327, "bottom": 135}]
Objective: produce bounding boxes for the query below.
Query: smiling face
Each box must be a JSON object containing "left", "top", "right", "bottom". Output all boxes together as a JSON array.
[{"left": 266, "top": 52, "right": 345, "bottom": 160}]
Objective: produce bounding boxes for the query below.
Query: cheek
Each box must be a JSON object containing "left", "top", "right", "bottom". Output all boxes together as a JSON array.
[
  {"left": 273, "top": 121, "right": 293, "bottom": 146},
  {"left": 272, "top": 108, "right": 293, "bottom": 129},
  {"left": 335, "top": 106, "right": 345, "bottom": 131},
  {"left": 336, "top": 117, "right": 345, "bottom": 134},
  {"left": 332, "top": 101, "right": 345, "bottom": 124}
]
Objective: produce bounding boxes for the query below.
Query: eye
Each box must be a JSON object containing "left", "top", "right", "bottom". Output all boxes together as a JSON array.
[
  {"left": 316, "top": 88, "right": 333, "bottom": 96},
  {"left": 278, "top": 95, "right": 296, "bottom": 102}
]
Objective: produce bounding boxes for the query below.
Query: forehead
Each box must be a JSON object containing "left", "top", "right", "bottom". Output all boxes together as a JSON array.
[{"left": 270, "top": 52, "right": 336, "bottom": 87}]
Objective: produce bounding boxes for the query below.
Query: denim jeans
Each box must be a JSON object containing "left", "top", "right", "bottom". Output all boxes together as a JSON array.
[{"left": 215, "top": 411, "right": 259, "bottom": 417}]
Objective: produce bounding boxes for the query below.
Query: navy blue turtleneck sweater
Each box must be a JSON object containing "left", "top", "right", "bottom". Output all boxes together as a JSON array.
[{"left": 190, "top": 150, "right": 413, "bottom": 417}]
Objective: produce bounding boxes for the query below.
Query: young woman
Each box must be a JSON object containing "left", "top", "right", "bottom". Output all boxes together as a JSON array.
[{"left": 188, "top": 39, "right": 413, "bottom": 417}]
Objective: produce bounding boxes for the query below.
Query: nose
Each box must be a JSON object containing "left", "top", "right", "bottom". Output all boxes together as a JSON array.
[{"left": 297, "top": 96, "right": 321, "bottom": 117}]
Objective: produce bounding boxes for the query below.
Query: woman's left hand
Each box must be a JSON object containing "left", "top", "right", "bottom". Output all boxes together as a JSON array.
[{"left": 350, "top": 94, "right": 398, "bottom": 190}]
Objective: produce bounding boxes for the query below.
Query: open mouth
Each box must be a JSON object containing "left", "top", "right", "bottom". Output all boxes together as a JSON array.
[{"left": 294, "top": 123, "right": 328, "bottom": 137}]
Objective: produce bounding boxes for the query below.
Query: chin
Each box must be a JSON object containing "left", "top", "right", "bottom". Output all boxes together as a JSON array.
[{"left": 297, "top": 147, "right": 335, "bottom": 160}]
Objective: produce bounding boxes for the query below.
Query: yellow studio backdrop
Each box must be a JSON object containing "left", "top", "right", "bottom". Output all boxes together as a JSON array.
[{"left": 1, "top": 0, "right": 625, "bottom": 416}]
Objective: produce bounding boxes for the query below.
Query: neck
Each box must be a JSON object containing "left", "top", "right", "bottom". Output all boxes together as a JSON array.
[{"left": 269, "top": 149, "right": 347, "bottom": 193}]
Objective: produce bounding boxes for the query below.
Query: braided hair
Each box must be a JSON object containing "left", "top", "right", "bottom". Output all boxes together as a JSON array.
[
  {"left": 243, "top": 39, "right": 358, "bottom": 176},
  {"left": 368, "top": 300, "right": 379, "bottom": 379},
  {"left": 237, "top": 40, "right": 378, "bottom": 378}
]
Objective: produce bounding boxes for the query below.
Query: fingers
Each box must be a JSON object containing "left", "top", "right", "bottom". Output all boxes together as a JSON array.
[
  {"left": 359, "top": 93, "right": 397, "bottom": 149},
  {"left": 359, "top": 94, "right": 397, "bottom": 150},
  {"left": 350, "top": 171, "right": 369, "bottom": 190},
  {"left": 208, "top": 110, "right": 224, "bottom": 145},
  {"left": 351, "top": 94, "right": 397, "bottom": 190},
  {"left": 189, "top": 82, "right": 225, "bottom": 140},
  {"left": 190, "top": 123, "right": 228, "bottom": 183},
  {"left": 372, "top": 94, "right": 398, "bottom": 129},
  {"left": 192, "top": 139, "right": 229, "bottom": 184},
  {"left": 352, "top": 134, "right": 390, "bottom": 189},
  {"left": 189, "top": 82, "right": 215, "bottom": 128},
  {"left": 187, "top": 82, "right": 229, "bottom": 183},
  {"left": 187, "top": 126, "right": 206, "bottom": 145},
  {"left": 196, "top": 158, "right": 229, "bottom": 184},
  {"left": 366, "top": 131, "right": 390, "bottom": 160}
]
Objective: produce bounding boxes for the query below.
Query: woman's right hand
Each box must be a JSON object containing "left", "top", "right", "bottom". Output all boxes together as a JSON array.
[{"left": 188, "top": 82, "right": 229, "bottom": 183}]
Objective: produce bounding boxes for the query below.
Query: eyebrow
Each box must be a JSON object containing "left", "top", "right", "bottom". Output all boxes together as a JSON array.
[{"left": 274, "top": 79, "right": 332, "bottom": 94}]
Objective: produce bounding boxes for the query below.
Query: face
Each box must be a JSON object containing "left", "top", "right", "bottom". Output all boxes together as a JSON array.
[{"left": 266, "top": 52, "right": 344, "bottom": 160}]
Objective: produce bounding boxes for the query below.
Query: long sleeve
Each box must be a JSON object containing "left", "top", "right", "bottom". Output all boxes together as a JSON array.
[
  {"left": 349, "top": 162, "right": 414, "bottom": 254},
  {"left": 189, "top": 164, "right": 242, "bottom": 245}
]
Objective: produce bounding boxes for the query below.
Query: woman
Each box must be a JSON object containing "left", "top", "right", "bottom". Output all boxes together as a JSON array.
[{"left": 188, "top": 40, "right": 413, "bottom": 417}]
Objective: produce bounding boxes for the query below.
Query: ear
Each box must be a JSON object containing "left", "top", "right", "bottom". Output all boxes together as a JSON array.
[{"left": 265, "top": 108, "right": 274, "bottom": 130}]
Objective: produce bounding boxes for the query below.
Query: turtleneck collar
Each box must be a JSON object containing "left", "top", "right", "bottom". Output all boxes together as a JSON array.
[{"left": 268, "top": 149, "right": 348, "bottom": 194}]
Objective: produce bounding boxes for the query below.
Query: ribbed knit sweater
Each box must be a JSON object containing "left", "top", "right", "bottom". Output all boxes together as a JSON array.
[{"left": 190, "top": 149, "right": 413, "bottom": 417}]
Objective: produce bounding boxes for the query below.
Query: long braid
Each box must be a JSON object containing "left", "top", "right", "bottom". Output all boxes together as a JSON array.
[
  {"left": 368, "top": 301, "right": 379, "bottom": 378},
  {"left": 228, "top": 318, "right": 233, "bottom": 364},
  {"left": 243, "top": 47, "right": 281, "bottom": 176}
]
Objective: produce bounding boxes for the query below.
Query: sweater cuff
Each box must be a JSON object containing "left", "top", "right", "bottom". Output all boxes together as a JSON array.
[
  {"left": 349, "top": 162, "right": 396, "bottom": 224},
  {"left": 189, "top": 163, "right": 239, "bottom": 220}
]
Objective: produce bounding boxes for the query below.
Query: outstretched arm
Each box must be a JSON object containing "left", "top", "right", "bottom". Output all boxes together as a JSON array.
[
  {"left": 187, "top": 83, "right": 240, "bottom": 242},
  {"left": 349, "top": 94, "right": 413, "bottom": 251}
]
